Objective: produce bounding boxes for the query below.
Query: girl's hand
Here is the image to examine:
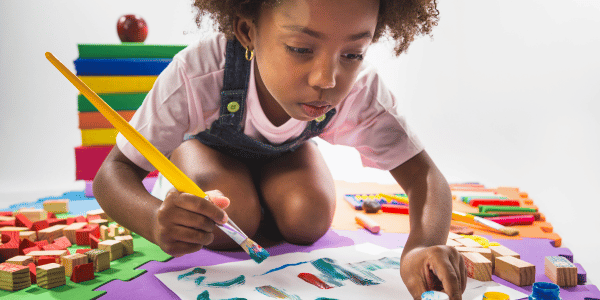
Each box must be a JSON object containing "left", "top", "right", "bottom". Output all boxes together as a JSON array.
[
  {"left": 153, "top": 188, "right": 230, "bottom": 257},
  {"left": 401, "top": 245, "right": 467, "bottom": 300}
]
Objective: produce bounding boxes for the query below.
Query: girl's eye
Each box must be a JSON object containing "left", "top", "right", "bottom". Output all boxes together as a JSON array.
[
  {"left": 343, "top": 53, "right": 364, "bottom": 61},
  {"left": 286, "top": 45, "right": 313, "bottom": 55}
]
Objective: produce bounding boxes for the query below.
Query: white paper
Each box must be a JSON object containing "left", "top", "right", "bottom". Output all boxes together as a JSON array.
[{"left": 155, "top": 243, "right": 528, "bottom": 300}]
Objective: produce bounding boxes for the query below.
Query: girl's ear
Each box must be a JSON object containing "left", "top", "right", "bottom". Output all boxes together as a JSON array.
[{"left": 233, "top": 15, "right": 255, "bottom": 50}]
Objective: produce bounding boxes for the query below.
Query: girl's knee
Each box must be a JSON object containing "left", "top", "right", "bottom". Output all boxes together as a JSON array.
[{"left": 277, "top": 198, "right": 335, "bottom": 245}]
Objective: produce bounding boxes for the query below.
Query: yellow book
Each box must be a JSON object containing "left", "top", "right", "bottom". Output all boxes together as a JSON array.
[
  {"left": 78, "top": 76, "right": 157, "bottom": 93},
  {"left": 81, "top": 128, "right": 118, "bottom": 146}
]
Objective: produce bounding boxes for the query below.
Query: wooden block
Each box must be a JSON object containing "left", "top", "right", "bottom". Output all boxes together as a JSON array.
[
  {"left": 5, "top": 255, "right": 33, "bottom": 266},
  {"left": 63, "top": 222, "right": 87, "bottom": 244},
  {"left": 494, "top": 256, "right": 535, "bottom": 286},
  {"left": 76, "top": 224, "right": 100, "bottom": 246},
  {"left": 455, "top": 238, "right": 483, "bottom": 248},
  {"left": 117, "top": 226, "right": 131, "bottom": 236},
  {"left": 108, "top": 223, "right": 119, "bottom": 238},
  {"left": 446, "top": 239, "right": 463, "bottom": 247},
  {"left": 98, "top": 240, "right": 124, "bottom": 261},
  {"left": 461, "top": 252, "right": 492, "bottom": 281},
  {"left": 0, "top": 216, "right": 15, "bottom": 222},
  {"left": 489, "top": 245, "right": 520, "bottom": 259},
  {"left": 43, "top": 200, "right": 69, "bottom": 214},
  {"left": 0, "top": 227, "right": 29, "bottom": 232},
  {"left": 455, "top": 247, "right": 493, "bottom": 261},
  {"left": 114, "top": 235, "right": 133, "bottom": 256},
  {"left": 0, "top": 262, "right": 32, "bottom": 291},
  {"left": 37, "top": 224, "right": 67, "bottom": 243},
  {"left": 38, "top": 256, "right": 57, "bottom": 266},
  {"left": 28, "top": 263, "right": 36, "bottom": 284},
  {"left": 100, "top": 225, "right": 110, "bottom": 240},
  {"left": 0, "top": 231, "right": 20, "bottom": 262},
  {"left": 71, "top": 262, "right": 95, "bottom": 283},
  {"left": 89, "top": 218, "right": 109, "bottom": 228},
  {"left": 90, "top": 234, "right": 99, "bottom": 249},
  {"left": 19, "top": 231, "right": 36, "bottom": 242},
  {"left": 25, "top": 250, "right": 68, "bottom": 264},
  {"left": 545, "top": 256, "right": 577, "bottom": 287},
  {"left": 86, "top": 209, "right": 109, "bottom": 222},
  {"left": 447, "top": 232, "right": 462, "bottom": 240},
  {"left": 30, "top": 219, "right": 49, "bottom": 232},
  {"left": 85, "top": 249, "right": 110, "bottom": 272},
  {"left": 61, "top": 253, "right": 88, "bottom": 277},
  {"left": 52, "top": 236, "right": 72, "bottom": 250},
  {"left": 17, "top": 208, "right": 46, "bottom": 222},
  {"left": 36, "top": 263, "right": 66, "bottom": 289}
]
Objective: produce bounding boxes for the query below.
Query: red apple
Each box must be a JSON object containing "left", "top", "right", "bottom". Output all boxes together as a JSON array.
[{"left": 117, "top": 14, "right": 148, "bottom": 43}]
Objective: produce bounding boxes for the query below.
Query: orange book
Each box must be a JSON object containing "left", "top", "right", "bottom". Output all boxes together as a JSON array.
[{"left": 78, "top": 111, "right": 135, "bottom": 129}]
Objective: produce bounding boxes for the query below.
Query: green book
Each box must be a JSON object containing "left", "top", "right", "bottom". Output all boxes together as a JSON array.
[
  {"left": 78, "top": 93, "right": 147, "bottom": 112},
  {"left": 78, "top": 43, "right": 187, "bottom": 59}
]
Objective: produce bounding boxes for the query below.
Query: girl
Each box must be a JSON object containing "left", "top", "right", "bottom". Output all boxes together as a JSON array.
[{"left": 94, "top": 0, "right": 467, "bottom": 298}]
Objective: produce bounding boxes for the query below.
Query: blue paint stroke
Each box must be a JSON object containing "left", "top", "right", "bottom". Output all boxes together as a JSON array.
[
  {"left": 260, "top": 261, "right": 310, "bottom": 276},
  {"left": 206, "top": 275, "right": 246, "bottom": 288},
  {"left": 195, "top": 276, "right": 206, "bottom": 286},
  {"left": 178, "top": 267, "right": 207, "bottom": 280}
]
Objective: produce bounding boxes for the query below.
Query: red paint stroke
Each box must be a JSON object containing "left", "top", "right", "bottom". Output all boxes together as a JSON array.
[{"left": 298, "top": 272, "right": 333, "bottom": 289}]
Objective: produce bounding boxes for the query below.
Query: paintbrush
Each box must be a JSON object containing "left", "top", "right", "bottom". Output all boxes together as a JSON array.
[
  {"left": 45, "top": 52, "right": 269, "bottom": 263},
  {"left": 452, "top": 211, "right": 519, "bottom": 236}
]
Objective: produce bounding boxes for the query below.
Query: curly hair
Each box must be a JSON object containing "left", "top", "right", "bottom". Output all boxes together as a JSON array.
[{"left": 192, "top": 0, "right": 439, "bottom": 56}]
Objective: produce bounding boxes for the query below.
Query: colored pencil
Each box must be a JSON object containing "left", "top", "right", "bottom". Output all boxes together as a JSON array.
[{"left": 452, "top": 211, "right": 519, "bottom": 236}]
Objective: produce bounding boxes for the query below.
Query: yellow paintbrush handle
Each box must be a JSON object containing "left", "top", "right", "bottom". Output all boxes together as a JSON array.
[{"left": 45, "top": 52, "right": 207, "bottom": 199}]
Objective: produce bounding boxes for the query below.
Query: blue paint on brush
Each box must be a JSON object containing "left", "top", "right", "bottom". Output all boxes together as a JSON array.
[
  {"left": 178, "top": 267, "right": 207, "bottom": 280},
  {"left": 247, "top": 243, "right": 270, "bottom": 264}
]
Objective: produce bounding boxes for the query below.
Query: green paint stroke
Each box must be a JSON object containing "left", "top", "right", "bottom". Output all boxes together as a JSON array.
[
  {"left": 197, "top": 290, "right": 247, "bottom": 300},
  {"left": 315, "top": 298, "right": 338, "bottom": 300},
  {"left": 206, "top": 275, "right": 246, "bottom": 288},
  {"left": 195, "top": 276, "right": 206, "bottom": 286},
  {"left": 179, "top": 267, "right": 207, "bottom": 280}
]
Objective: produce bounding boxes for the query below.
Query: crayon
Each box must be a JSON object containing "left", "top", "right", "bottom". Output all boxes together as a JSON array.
[
  {"left": 355, "top": 214, "right": 380, "bottom": 234},
  {"left": 479, "top": 205, "right": 537, "bottom": 213},
  {"left": 381, "top": 204, "right": 409, "bottom": 214},
  {"left": 486, "top": 215, "right": 535, "bottom": 226},
  {"left": 469, "top": 199, "right": 520, "bottom": 207}
]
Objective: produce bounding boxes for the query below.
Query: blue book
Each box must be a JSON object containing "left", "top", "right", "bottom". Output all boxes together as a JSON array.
[{"left": 74, "top": 58, "right": 172, "bottom": 76}]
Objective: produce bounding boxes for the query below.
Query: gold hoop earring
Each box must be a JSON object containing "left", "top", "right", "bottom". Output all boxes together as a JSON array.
[{"left": 245, "top": 46, "right": 254, "bottom": 61}]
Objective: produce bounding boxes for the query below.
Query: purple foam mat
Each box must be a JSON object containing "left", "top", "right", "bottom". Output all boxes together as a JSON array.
[
  {"left": 85, "top": 177, "right": 157, "bottom": 197},
  {"left": 95, "top": 229, "right": 598, "bottom": 300}
]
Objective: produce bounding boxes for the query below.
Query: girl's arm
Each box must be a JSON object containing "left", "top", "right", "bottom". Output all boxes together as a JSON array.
[
  {"left": 390, "top": 150, "right": 467, "bottom": 300},
  {"left": 93, "top": 146, "right": 229, "bottom": 257},
  {"left": 93, "top": 146, "right": 163, "bottom": 244}
]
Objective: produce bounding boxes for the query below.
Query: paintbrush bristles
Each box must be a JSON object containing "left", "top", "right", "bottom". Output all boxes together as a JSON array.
[
  {"left": 240, "top": 238, "right": 270, "bottom": 264},
  {"left": 499, "top": 227, "right": 519, "bottom": 236}
]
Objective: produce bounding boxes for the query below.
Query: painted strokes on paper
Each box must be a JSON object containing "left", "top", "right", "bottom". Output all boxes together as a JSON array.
[{"left": 180, "top": 256, "right": 399, "bottom": 299}]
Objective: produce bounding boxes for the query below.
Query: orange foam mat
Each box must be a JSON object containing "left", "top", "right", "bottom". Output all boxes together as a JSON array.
[{"left": 331, "top": 181, "right": 562, "bottom": 246}]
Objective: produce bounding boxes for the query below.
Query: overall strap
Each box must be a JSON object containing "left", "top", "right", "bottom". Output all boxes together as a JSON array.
[{"left": 217, "top": 38, "right": 252, "bottom": 128}]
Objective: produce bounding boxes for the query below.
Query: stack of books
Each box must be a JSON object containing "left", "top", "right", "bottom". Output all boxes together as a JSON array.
[{"left": 73, "top": 43, "right": 186, "bottom": 197}]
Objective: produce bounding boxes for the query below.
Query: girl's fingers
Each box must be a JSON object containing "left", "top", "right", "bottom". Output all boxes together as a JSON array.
[
  {"left": 170, "top": 207, "right": 218, "bottom": 232},
  {"left": 171, "top": 192, "right": 228, "bottom": 225},
  {"left": 167, "top": 224, "right": 214, "bottom": 246}
]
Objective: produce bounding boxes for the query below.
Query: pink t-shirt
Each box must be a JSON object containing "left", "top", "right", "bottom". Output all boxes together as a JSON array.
[{"left": 116, "top": 33, "right": 423, "bottom": 172}]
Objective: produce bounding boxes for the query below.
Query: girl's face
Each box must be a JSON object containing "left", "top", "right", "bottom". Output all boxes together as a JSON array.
[{"left": 249, "top": 0, "right": 380, "bottom": 125}]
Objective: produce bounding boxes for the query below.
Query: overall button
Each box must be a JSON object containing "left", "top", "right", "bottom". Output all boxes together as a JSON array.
[
  {"left": 227, "top": 101, "right": 240, "bottom": 113},
  {"left": 315, "top": 114, "right": 326, "bottom": 122}
]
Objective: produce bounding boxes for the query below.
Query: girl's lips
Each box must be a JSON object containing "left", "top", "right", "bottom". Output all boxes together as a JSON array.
[{"left": 301, "top": 103, "right": 330, "bottom": 118}]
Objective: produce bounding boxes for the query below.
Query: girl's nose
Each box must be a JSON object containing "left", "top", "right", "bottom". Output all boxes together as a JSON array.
[{"left": 308, "top": 55, "right": 336, "bottom": 89}]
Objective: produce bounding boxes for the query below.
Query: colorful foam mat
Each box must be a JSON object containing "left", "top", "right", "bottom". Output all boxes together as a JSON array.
[{"left": 0, "top": 181, "right": 597, "bottom": 300}]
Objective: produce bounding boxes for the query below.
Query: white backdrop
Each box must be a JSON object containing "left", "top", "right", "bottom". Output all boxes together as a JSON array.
[{"left": 1, "top": 0, "right": 599, "bottom": 285}]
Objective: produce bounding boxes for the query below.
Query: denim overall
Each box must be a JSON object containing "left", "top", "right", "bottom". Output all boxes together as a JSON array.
[{"left": 186, "top": 39, "right": 336, "bottom": 162}]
